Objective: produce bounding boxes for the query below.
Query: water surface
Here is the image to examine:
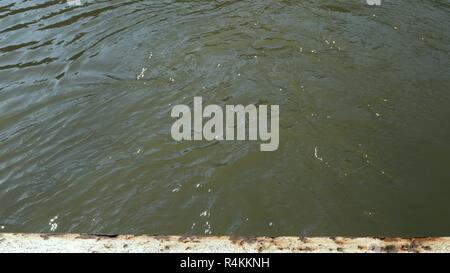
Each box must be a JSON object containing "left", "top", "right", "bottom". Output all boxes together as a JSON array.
[{"left": 1, "top": 0, "right": 450, "bottom": 236}]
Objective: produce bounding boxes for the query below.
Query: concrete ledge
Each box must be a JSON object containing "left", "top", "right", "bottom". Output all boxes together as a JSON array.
[{"left": 1, "top": 233, "right": 449, "bottom": 253}]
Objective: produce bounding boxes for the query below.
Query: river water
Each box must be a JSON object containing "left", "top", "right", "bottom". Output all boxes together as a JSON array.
[{"left": 0, "top": 0, "right": 449, "bottom": 236}]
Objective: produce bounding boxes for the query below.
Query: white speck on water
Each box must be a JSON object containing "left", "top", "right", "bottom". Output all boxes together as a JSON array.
[
  {"left": 217, "top": 63, "right": 221, "bottom": 67},
  {"left": 204, "top": 221, "right": 212, "bottom": 234},
  {"left": 49, "top": 216, "right": 59, "bottom": 232},
  {"left": 237, "top": 73, "right": 241, "bottom": 77},
  {"left": 0, "top": 226, "right": 4, "bottom": 230},
  {"left": 269, "top": 222, "right": 273, "bottom": 226},
  {"left": 137, "top": 67, "right": 147, "bottom": 80},
  {"left": 375, "top": 113, "right": 380, "bottom": 117},
  {"left": 136, "top": 148, "right": 142, "bottom": 154},
  {"left": 314, "top": 146, "right": 323, "bottom": 161},
  {"left": 200, "top": 211, "right": 209, "bottom": 217},
  {"left": 208, "top": 189, "right": 211, "bottom": 192},
  {"left": 169, "top": 77, "right": 175, "bottom": 82},
  {"left": 279, "top": 88, "right": 283, "bottom": 91},
  {"left": 254, "top": 55, "right": 258, "bottom": 59},
  {"left": 149, "top": 52, "right": 153, "bottom": 59},
  {"left": 172, "top": 187, "right": 180, "bottom": 193},
  {"left": 196, "top": 183, "right": 201, "bottom": 188},
  {"left": 191, "top": 222, "right": 196, "bottom": 230}
]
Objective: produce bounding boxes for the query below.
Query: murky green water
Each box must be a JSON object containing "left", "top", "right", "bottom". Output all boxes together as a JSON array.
[{"left": 0, "top": 0, "right": 449, "bottom": 237}]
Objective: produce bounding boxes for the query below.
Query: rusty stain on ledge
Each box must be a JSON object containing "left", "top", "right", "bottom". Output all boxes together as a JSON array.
[{"left": 0, "top": 233, "right": 449, "bottom": 253}]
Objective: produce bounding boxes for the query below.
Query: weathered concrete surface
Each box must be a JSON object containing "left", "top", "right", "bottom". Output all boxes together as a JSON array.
[{"left": 1, "top": 233, "right": 449, "bottom": 253}]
